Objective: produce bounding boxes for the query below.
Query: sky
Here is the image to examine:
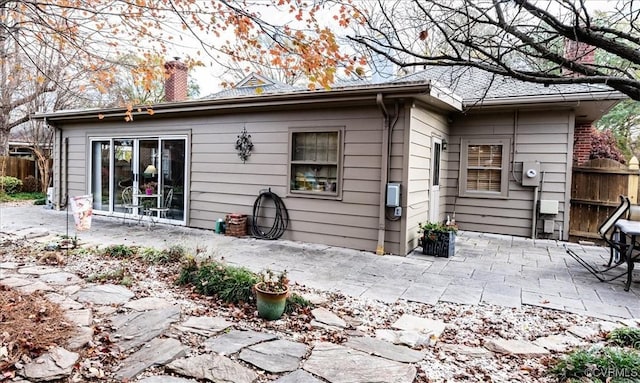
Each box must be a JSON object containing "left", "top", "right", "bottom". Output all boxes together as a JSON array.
[{"left": 150, "top": 0, "right": 625, "bottom": 97}]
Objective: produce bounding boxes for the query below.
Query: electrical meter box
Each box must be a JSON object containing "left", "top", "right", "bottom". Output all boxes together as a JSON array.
[
  {"left": 386, "top": 183, "right": 401, "bottom": 207},
  {"left": 522, "top": 161, "right": 541, "bottom": 187}
]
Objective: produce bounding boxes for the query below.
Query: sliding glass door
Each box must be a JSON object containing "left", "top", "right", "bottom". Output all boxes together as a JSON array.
[{"left": 89, "top": 136, "right": 187, "bottom": 224}]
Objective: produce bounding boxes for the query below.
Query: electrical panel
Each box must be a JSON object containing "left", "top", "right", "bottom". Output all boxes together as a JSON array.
[
  {"left": 543, "top": 219, "right": 555, "bottom": 234},
  {"left": 522, "top": 161, "right": 541, "bottom": 187},
  {"left": 386, "top": 183, "right": 401, "bottom": 207},
  {"left": 539, "top": 200, "right": 559, "bottom": 215}
]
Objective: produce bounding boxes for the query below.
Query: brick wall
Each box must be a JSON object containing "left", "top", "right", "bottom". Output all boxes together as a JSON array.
[
  {"left": 574, "top": 123, "right": 594, "bottom": 165},
  {"left": 164, "top": 60, "right": 188, "bottom": 102}
]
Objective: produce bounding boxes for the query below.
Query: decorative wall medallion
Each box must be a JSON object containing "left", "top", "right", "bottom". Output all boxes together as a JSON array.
[{"left": 235, "top": 127, "right": 254, "bottom": 163}]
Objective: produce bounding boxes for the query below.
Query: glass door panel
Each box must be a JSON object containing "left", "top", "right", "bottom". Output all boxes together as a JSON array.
[
  {"left": 91, "top": 141, "right": 111, "bottom": 211},
  {"left": 113, "top": 139, "right": 134, "bottom": 214},
  {"left": 90, "top": 136, "right": 186, "bottom": 224},
  {"left": 160, "top": 139, "right": 185, "bottom": 221}
]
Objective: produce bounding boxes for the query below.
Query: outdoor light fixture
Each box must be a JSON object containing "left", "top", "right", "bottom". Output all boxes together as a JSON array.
[
  {"left": 442, "top": 139, "right": 448, "bottom": 151},
  {"left": 144, "top": 164, "right": 157, "bottom": 175}
]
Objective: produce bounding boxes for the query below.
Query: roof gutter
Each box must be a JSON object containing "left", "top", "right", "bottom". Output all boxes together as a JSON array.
[
  {"left": 464, "top": 91, "right": 625, "bottom": 109},
  {"left": 33, "top": 82, "right": 451, "bottom": 123}
]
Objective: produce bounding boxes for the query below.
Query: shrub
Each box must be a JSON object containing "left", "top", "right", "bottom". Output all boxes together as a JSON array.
[
  {"left": 176, "top": 256, "right": 199, "bottom": 285},
  {"left": 609, "top": 327, "right": 640, "bottom": 349},
  {"left": 177, "top": 260, "right": 258, "bottom": 304},
  {"left": 33, "top": 198, "right": 46, "bottom": 205},
  {"left": 550, "top": 346, "right": 640, "bottom": 381},
  {"left": 0, "top": 176, "right": 22, "bottom": 194},
  {"left": 285, "top": 293, "right": 313, "bottom": 314},
  {"left": 86, "top": 267, "right": 133, "bottom": 286},
  {"left": 590, "top": 129, "right": 626, "bottom": 163},
  {"left": 141, "top": 245, "right": 187, "bottom": 264},
  {"left": 162, "top": 245, "right": 188, "bottom": 263},
  {"left": 100, "top": 244, "right": 136, "bottom": 259},
  {"left": 21, "top": 175, "right": 38, "bottom": 193},
  {"left": 217, "top": 266, "right": 259, "bottom": 303}
]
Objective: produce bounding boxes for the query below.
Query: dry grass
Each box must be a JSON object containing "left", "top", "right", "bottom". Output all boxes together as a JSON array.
[{"left": 0, "top": 285, "right": 75, "bottom": 372}]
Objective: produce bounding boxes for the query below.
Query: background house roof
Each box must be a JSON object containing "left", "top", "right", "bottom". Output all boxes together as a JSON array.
[{"left": 207, "top": 73, "right": 303, "bottom": 98}]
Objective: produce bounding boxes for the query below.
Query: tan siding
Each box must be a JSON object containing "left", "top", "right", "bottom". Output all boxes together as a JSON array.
[
  {"left": 186, "top": 107, "right": 388, "bottom": 253},
  {"left": 447, "top": 109, "right": 572, "bottom": 239},
  {"left": 63, "top": 127, "right": 88, "bottom": 198},
  {"left": 192, "top": 153, "right": 288, "bottom": 164},
  {"left": 344, "top": 155, "right": 381, "bottom": 168},
  {"left": 406, "top": 104, "right": 450, "bottom": 253}
]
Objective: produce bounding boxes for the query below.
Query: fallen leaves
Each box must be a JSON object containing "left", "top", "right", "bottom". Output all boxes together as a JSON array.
[{"left": 0, "top": 286, "right": 74, "bottom": 376}]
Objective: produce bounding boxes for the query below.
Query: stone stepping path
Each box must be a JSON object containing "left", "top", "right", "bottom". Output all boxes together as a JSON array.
[
  {"left": 167, "top": 354, "right": 258, "bottom": 383},
  {"left": 303, "top": 342, "right": 417, "bottom": 383},
  {"left": 276, "top": 369, "right": 324, "bottom": 383},
  {"left": 311, "top": 307, "right": 347, "bottom": 328},
  {"left": 0, "top": 260, "right": 609, "bottom": 382},
  {"left": 345, "top": 336, "right": 425, "bottom": 363},
  {"left": 174, "top": 315, "right": 233, "bottom": 336},
  {"left": 112, "top": 306, "right": 181, "bottom": 352},
  {"left": 483, "top": 338, "right": 550, "bottom": 355},
  {"left": 239, "top": 339, "right": 308, "bottom": 373},
  {"left": 204, "top": 329, "right": 278, "bottom": 355},
  {"left": 114, "top": 338, "right": 187, "bottom": 381}
]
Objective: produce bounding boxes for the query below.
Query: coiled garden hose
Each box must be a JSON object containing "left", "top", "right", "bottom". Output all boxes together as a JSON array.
[{"left": 250, "top": 189, "right": 289, "bottom": 240}]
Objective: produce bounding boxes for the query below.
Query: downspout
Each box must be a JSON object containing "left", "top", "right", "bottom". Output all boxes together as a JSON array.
[
  {"left": 376, "top": 93, "right": 390, "bottom": 255},
  {"left": 49, "top": 118, "right": 63, "bottom": 210},
  {"left": 63, "top": 136, "right": 69, "bottom": 209},
  {"left": 532, "top": 185, "right": 539, "bottom": 239}
]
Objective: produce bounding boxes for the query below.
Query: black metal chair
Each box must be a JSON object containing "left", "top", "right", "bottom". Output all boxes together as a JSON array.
[{"left": 565, "top": 195, "right": 634, "bottom": 282}]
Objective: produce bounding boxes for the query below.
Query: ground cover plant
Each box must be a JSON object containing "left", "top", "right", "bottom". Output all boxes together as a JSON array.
[
  {"left": 100, "top": 244, "right": 137, "bottom": 259},
  {"left": 0, "top": 191, "right": 45, "bottom": 203},
  {"left": 550, "top": 346, "right": 640, "bottom": 382},
  {"left": 86, "top": 266, "right": 134, "bottom": 286},
  {"left": 609, "top": 327, "right": 640, "bottom": 349},
  {"left": 177, "top": 259, "right": 312, "bottom": 313}
]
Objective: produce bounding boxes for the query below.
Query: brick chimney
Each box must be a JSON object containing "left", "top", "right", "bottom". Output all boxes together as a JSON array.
[
  {"left": 563, "top": 39, "right": 596, "bottom": 76},
  {"left": 164, "top": 58, "right": 188, "bottom": 102},
  {"left": 573, "top": 122, "right": 594, "bottom": 165}
]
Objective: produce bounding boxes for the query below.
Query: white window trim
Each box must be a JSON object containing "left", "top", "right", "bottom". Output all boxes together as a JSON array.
[
  {"left": 459, "top": 137, "right": 511, "bottom": 198},
  {"left": 287, "top": 127, "right": 344, "bottom": 200}
]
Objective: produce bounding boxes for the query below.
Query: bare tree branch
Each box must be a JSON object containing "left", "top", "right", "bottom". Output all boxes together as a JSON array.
[{"left": 342, "top": 0, "right": 640, "bottom": 100}]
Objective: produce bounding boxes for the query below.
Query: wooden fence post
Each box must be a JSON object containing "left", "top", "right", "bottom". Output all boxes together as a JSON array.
[{"left": 630, "top": 156, "right": 640, "bottom": 205}]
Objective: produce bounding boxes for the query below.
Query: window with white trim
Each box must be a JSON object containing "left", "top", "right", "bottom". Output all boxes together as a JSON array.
[
  {"left": 289, "top": 129, "right": 341, "bottom": 196},
  {"left": 459, "top": 138, "right": 510, "bottom": 197}
]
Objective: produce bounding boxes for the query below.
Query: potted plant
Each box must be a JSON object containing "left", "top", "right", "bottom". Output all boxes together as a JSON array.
[
  {"left": 254, "top": 269, "right": 289, "bottom": 320},
  {"left": 418, "top": 221, "right": 458, "bottom": 257},
  {"left": 143, "top": 181, "right": 157, "bottom": 195}
]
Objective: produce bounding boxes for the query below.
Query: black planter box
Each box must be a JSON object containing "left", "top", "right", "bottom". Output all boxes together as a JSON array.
[{"left": 422, "top": 231, "right": 455, "bottom": 258}]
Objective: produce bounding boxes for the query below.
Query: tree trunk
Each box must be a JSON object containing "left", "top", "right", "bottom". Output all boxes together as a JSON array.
[{"left": 0, "top": 128, "right": 9, "bottom": 157}]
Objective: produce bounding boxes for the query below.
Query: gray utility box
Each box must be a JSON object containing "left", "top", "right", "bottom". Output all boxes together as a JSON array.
[{"left": 522, "top": 161, "right": 541, "bottom": 187}]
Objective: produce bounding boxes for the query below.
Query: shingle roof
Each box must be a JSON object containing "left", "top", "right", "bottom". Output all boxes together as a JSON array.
[
  {"left": 204, "top": 66, "right": 621, "bottom": 104},
  {"left": 395, "top": 65, "right": 618, "bottom": 103}
]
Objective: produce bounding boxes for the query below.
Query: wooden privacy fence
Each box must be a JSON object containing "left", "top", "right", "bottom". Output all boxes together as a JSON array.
[
  {"left": 569, "top": 158, "right": 639, "bottom": 241},
  {"left": 0, "top": 156, "right": 36, "bottom": 180}
]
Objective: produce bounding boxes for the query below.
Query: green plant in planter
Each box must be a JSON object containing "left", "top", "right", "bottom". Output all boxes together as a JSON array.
[
  {"left": 254, "top": 269, "right": 290, "bottom": 320},
  {"left": 418, "top": 221, "right": 458, "bottom": 258}
]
